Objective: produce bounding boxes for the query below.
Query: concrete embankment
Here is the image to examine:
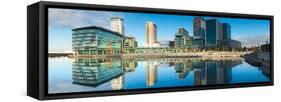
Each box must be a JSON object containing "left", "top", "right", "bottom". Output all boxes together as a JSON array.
[{"left": 243, "top": 51, "right": 270, "bottom": 76}]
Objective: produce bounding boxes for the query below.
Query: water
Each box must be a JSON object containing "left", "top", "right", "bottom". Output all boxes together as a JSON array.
[{"left": 48, "top": 57, "right": 270, "bottom": 94}]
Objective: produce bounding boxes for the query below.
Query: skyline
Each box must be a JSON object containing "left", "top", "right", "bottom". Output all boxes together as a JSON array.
[{"left": 48, "top": 8, "right": 270, "bottom": 52}]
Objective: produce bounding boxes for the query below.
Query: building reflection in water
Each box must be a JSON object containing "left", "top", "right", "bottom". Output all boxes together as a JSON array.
[
  {"left": 174, "top": 61, "right": 192, "bottom": 79},
  {"left": 146, "top": 61, "right": 158, "bottom": 86},
  {"left": 72, "top": 58, "right": 138, "bottom": 90},
  {"left": 122, "top": 59, "right": 138, "bottom": 73},
  {"left": 111, "top": 59, "right": 138, "bottom": 90},
  {"left": 72, "top": 57, "right": 244, "bottom": 88},
  {"left": 171, "top": 59, "right": 242, "bottom": 86},
  {"left": 195, "top": 60, "right": 242, "bottom": 85},
  {"left": 193, "top": 61, "right": 205, "bottom": 85},
  {"left": 111, "top": 76, "right": 124, "bottom": 90}
]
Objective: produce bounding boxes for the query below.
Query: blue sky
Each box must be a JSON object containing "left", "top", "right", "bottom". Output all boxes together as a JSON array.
[{"left": 48, "top": 8, "right": 270, "bottom": 52}]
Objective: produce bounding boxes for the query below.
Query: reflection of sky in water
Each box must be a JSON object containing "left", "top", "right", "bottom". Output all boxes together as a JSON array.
[
  {"left": 124, "top": 62, "right": 194, "bottom": 89},
  {"left": 230, "top": 60, "right": 269, "bottom": 83},
  {"left": 48, "top": 58, "right": 270, "bottom": 94},
  {"left": 48, "top": 58, "right": 112, "bottom": 93}
]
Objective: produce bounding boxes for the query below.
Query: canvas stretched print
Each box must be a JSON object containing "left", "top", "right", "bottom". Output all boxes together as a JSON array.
[
  {"left": 27, "top": 1, "right": 273, "bottom": 100},
  {"left": 48, "top": 8, "right": 271, "bottom": 93}
]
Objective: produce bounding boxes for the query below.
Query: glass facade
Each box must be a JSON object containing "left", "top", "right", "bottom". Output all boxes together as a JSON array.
[
  {"left": 122, "top": 37, "right": 138, "bottom": 54},
  {"left": 174, "top": 28, "right": 192, "bottom": 48},
  {"left": 222, "top": 23, "right": 231, "bottom": 47},
  {"left": 72, "top": 26, "right": 137, "bottom": 55},
  {"left": 191, "top": 39, "right": 205, "bottom": 49},
  {"left": 193, "top": 17, "right": 206, "bottom": 48},
  {"left": 206, "top": 19, "right": 220, "bottom": 48}
]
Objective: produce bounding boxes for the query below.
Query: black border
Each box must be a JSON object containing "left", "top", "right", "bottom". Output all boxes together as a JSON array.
[{"left": 38, "top": 1, "right": 273, "bottom": 100}]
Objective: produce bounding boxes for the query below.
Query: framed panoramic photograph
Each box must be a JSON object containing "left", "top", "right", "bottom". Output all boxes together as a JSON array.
[{"left": 27, "top": 1, "right": 274, "bottom": 100}]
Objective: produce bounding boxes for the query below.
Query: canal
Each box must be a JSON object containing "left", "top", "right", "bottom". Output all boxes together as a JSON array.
[{"left": 48, "top": 57, "right": 270, "bottom": 94}]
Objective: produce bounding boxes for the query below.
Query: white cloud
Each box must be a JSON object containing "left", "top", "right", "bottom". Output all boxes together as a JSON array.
[
  {"left": 232, "top": 33, "right": 270, "bottom": 47},
  {"left": 48, "top": 8, "right": 123, "bottom": 29}
]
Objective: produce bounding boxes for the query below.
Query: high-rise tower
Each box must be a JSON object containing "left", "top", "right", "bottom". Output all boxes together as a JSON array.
[
  {"left": 145, "top": 21, "right": 158, "bottom": 47},
  {"left": 111, "top": 17, "right": 124, "bottom": 35}
]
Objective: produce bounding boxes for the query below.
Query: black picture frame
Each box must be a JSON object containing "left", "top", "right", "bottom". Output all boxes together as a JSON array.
[{"left": 27, "top": 1, "right": 274, "bottom": 100}]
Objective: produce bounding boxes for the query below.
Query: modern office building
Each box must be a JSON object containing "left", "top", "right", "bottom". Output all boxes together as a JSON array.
[
  {"left": 72, "top": 26, "right": 123, "bottom": 55},
  {"left": 222, "top": 23, "right": 231, "bottom": 47},
  {"left": 174, "top": 28, "right": 192, "bottom": 48},
  {"left": 123, "top": 36, "right": 137, "bottom": 48},
  {"left": 193, "top": 17, "right": 206, "bottom": 48},
  {"left": 145, "top": 21, "right": 158, "bottom": 47},
  {"left": 111, "top": 17, "right": 124, "bottom": 35},
  {"left": 230, "top": 39, "right": 242, "bottom": 49},
  {"left": 217, "top": 23, "right": 224, "bottom": 47},
  {"left": 122, "top": 36, "right": 138, "bottom": 54},
  {"left": 206, "top": 19, "right": 222, "bottom": 48},
  {"left": 193, "top": 17, "right": 206, "bottom": 40},
  {"left": 72, "top": 25, "right": 138, "bottom": 55}
]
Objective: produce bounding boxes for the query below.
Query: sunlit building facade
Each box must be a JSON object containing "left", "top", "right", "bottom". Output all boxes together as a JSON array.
[
  {"left": 111, "top": 17, "right": 124, "bottom": 35},
  {"left": 72, "top": 25, "right": 138, "bottom": 55},
  {"left": 122, "top": 36, "right": 138, "bottom": 54},
  {"left": 72, "top": 26, "right": 123, "bottom": 55},
  {"left": 222, "top": 23, "right": 231, "bottom": 47},
  {"left": 145, "top": 21, "right": 158, "bottom": 47}
]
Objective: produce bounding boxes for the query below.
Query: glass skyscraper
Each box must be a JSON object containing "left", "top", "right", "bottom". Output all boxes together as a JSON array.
[
  {"left": 222, "top": 23, "right": 231, "bottom": 47},
  {"left": 206, "top": 19, "right": 221, "bottom": 48},
  {"left": 193, "top": 17, "right": 206, "bottom": 48},
  {"left": 193, "top": 17, "right": 206, "bottom": 40},
  {"left": 111, "top": 17, "right": 124, "bottom": 35}
]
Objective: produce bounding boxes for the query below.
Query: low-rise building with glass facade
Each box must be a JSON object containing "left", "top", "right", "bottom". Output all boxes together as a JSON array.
[
  {"left": 174, "top": 28, "right": 192, "bottom": 48},
  {"left": 122, "top": 36, "right": 138, "bottom": 54},
  {"left": 206, "top": 19, "right": 221, "bottom": 48},
  {"left": 72, "top": 26, "right": 137, "bottom": 55},
  {"left": 230, "top": 39, "right": 242, "bottom": 49},
  {"left": 191, "top": 39, "right": 205, "bottom": 49}
]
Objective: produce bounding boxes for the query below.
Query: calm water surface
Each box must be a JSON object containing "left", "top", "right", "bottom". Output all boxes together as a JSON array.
[{"left": 48, "top": 57, "right": 270, "bottom": 94}]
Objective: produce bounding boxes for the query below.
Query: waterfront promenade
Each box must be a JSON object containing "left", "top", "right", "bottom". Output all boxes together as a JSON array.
[{"left": 66, "top": 51, "right": 250, "bottom": 59}]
